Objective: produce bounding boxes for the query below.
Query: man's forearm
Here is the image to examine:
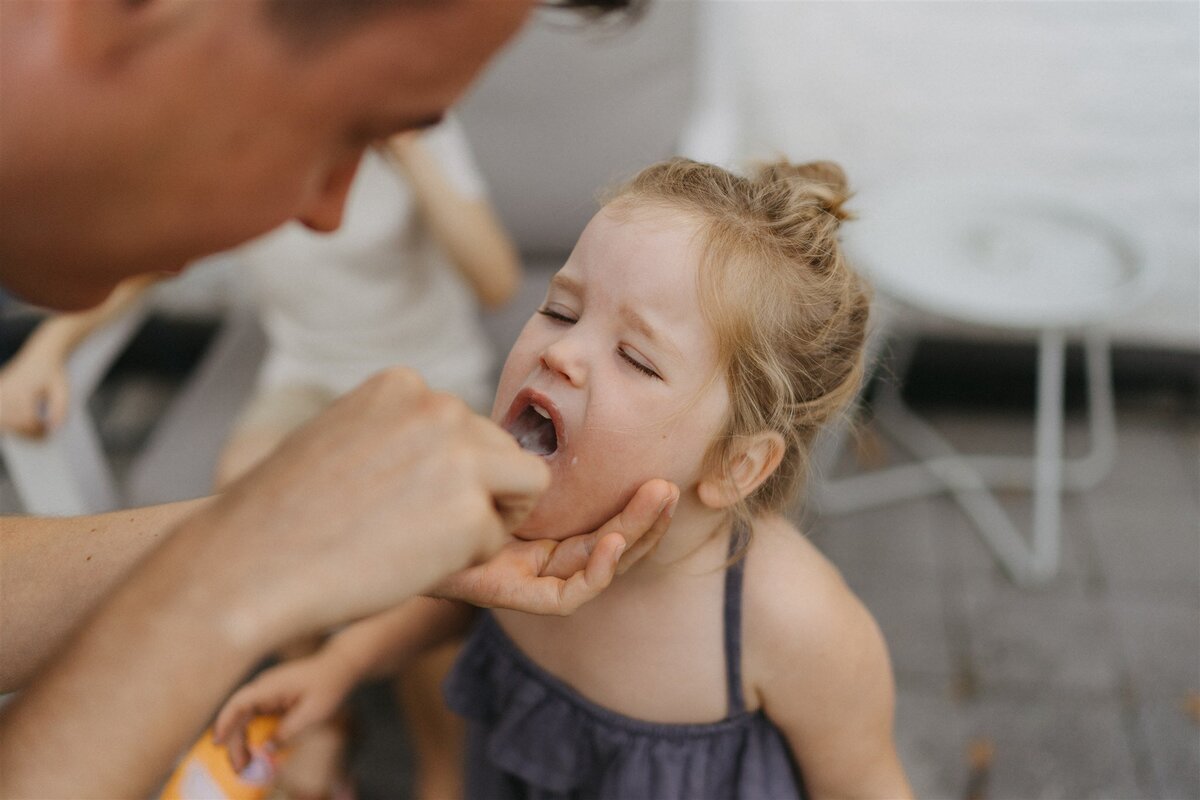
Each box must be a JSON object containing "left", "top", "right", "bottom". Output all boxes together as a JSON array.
[
  {"left": 0, "top": 493, "right": 472, "bottom": 798},
  {"left": 0, "top": 506, "right": 265, "bottom": 798},
  {"left": 0, "top": 498, "right": 209, "bottom": 691}
]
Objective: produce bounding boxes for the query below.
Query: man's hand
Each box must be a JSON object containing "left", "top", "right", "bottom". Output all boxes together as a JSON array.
[
  {"left": 432, "top": 479, "right": 679, "bottom": 615},
  {"left": 195, "top": 367, "right": 550, "bottom": 649}
]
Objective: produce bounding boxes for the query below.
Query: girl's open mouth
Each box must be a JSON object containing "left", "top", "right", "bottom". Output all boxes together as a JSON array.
[{"left": 503, "top": 390, "right": 563, "bottom": 457}]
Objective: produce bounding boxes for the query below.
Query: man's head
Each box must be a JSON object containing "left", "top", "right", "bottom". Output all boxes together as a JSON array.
[{"left": 0, "top": 0, "right": 635, "bottom": 310}]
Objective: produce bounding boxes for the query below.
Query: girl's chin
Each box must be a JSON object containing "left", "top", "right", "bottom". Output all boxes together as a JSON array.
[{"left": 510, "top": 500, "right": 614, "bottom": 543}]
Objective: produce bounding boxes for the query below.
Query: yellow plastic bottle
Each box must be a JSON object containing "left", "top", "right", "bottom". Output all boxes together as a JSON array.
[{"left": 159, "top": 715, "right": 288, "bottom": 800}]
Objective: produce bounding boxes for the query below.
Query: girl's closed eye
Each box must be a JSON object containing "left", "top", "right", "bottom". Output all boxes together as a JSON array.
[
  {"left": 537, "top": 306, "right": 576, "bottom": 324},
  {"left": 620, "top": 348, "right": 661, "bottom": 380}
]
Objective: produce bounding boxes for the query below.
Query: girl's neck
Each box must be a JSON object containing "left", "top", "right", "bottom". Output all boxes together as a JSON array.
[{"left": 618, "top": 498, "right": 735, "bottom": 585}]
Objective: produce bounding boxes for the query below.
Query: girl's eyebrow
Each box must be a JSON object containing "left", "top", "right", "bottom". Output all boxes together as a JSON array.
[
  {"left": 549, "top": 273, "right": 583, "bottom": 296},
  {"left": 620, "top": 306, "right": 679, "bottom": 361},
  {"left": 551, "top": 272, "right": 679, "bottom": 360}
]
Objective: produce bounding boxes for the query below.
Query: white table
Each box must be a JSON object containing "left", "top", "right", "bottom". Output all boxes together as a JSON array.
[{"left": 813, "top": 177, "right": 1159, "bottom": 584}]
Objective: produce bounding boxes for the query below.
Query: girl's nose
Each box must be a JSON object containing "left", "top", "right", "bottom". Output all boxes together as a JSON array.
[
  {"left": 295, "top": 149, "right": 365, "bottom": 233},
  {"left": 540, "top": 337, "right": 587, "bottom": 387}
]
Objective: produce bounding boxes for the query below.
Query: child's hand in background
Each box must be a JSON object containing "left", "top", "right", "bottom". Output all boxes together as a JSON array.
[
  {"left": 213, "top": 650, "right": 358, "bottom": 773},
  {"left": 0, "top": 341, "right": 70, "bottom": 438}
]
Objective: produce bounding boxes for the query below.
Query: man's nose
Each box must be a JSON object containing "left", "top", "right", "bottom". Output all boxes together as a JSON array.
[
  {"left": 295, "top": 150, "right": 364, "bottom": 233},
  {"left": 540, "top": 337, "right": 587, "bottom": 387}
]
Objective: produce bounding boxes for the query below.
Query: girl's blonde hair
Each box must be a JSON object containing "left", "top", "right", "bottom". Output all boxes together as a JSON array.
[{"left": 608, "top": 158, "right": 869, "bottom": 534}]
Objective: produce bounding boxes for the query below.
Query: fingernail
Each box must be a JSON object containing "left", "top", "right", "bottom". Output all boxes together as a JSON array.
[
  {"left": 657, "top": 494, "right": 674, "bottom": 515},
  {"left": 664, "top": 494, "right": 679, "bottom": 518},
  {"left": 614, "top": 543, "right": 626, "bottom": 562}
]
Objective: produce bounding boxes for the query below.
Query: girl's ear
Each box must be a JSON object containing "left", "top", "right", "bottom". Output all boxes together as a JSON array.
[{"left": 697, "top": 432, "right": 785, "bottom": 510}]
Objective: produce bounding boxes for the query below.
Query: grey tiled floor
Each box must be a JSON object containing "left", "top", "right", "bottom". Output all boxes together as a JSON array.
[
  {"left": 1, "top": 326, "right": 1196, "bottom": 799},
  {"left": 806, "top": 402, "right": 1199, "bottom": 799}
]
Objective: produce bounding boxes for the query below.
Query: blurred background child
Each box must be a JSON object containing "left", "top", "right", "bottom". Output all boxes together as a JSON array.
[{"left": 214, "top": 114, "right": 519, "bottom": 800}]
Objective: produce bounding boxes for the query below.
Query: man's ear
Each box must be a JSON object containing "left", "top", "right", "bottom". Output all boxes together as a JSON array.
[
  {"left": 697, "top": 432, "right": 786, "bottom": 510},
  {"left": 53, "top": 0, "right": 191, "bottom": 69}
]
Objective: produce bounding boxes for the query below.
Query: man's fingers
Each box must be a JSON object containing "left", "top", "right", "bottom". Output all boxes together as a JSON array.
[
  {"left": 616, "top": 488, "right": 677, "bottom": 575},
  {"left": 553, "top": 533, "right": 626, "bottom": 614},
  {"left": 471, "top": 417, "right": 550, "bottom": 532},
  {"left": 538, "top": 534, "right": 597, "bottom": 580},
  {"left": 608, "top": 480, "right": 677, "bottom": 540}
]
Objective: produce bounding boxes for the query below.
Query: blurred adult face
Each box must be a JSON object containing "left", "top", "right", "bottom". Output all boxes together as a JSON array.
[{"left": 0, "top": 0, "right": 534, "bottom": 310}]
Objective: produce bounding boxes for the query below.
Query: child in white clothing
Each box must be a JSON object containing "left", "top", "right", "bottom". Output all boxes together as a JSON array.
[
  {"left": 215, "top": 114, "right": 516, "bottom": 483},
  {"left": 214, "top": 157, "right": 912, "bottom": 799}
]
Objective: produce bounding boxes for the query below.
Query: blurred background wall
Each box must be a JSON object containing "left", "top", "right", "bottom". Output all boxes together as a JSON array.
[{"left": 732, "top": 0, "right": 1198, "bottom": 348}]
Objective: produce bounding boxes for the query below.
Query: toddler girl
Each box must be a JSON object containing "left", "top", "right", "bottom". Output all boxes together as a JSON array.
[{"left": 215, "top": 157, "right": 912, "bottom": 799}]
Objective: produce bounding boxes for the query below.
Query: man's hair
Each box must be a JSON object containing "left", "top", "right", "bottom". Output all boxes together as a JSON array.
[{"left": 266, "top": 0, "right": 643, "bottom": 42}]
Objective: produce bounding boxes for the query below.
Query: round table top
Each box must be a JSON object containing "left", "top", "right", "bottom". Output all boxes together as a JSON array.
[{"left": 844, "top": 177, "right": 1156, "bottom": 330}]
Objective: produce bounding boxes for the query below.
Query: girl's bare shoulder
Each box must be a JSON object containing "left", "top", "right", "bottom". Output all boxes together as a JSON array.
[
  {"left": 741, "top": 514, "right": 886, "bottom": 693},
  {"left": 742, "top": 514, "right": 855, "bottom": 620}
]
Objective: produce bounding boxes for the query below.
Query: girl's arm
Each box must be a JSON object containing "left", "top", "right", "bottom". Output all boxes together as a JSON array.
[
  {"left": 0, "top": 274, "right": 159, "bottom": 437},
  {"left": 324, "top": 595, "right": 475, "bottom": 683},
  {"left": 383, "top": 132, "right": 521, "bottom": 309},
  {"left": 750, "top": 537, "right": 912, "bottom": 799}
]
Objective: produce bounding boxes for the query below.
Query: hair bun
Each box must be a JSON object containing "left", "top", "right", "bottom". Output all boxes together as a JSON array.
[{"left": 755, "top": 159, "right": 853, "bottom": 222}]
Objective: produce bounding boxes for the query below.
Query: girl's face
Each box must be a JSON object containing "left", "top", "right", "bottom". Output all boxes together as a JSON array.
[{"left": 494, "top": 204, "right": 730, "bottom": 540}]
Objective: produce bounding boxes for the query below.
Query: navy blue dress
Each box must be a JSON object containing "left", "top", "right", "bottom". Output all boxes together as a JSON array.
[{"left": 443, "top": 544, "right": 807, "bottom": 800}]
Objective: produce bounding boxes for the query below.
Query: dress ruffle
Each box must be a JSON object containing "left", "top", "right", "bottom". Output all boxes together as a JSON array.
[{"left": 444, "top": 613, "right": 805, "bottom": 800}]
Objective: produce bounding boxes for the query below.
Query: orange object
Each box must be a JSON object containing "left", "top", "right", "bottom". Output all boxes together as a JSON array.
[{"left": 159, "top": 716, "right": 288, "bottom": 800}]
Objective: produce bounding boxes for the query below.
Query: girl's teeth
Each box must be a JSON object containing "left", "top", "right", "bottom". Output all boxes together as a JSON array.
[{"left": 533, "top": 404, "right": 550, "bottom": 419}]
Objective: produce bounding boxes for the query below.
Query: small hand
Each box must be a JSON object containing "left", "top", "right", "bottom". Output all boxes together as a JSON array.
[
  {"left": 212, "top": 655, "right": 351, "bottom": 774},
  {"left": 0, "top": 354, "right": 69, "bottom": 438},
  {"left": 432, "top": 479, "right": 679, "bottom": 615}
]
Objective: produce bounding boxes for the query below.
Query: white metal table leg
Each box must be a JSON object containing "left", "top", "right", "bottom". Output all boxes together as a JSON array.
[{"left": 1029, "top": 329, "right": 1066, "bottom": 581}]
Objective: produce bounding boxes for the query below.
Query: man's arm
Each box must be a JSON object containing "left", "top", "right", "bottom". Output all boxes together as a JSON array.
[
  {"left": 0, "top": 370, "right": 671, "bottom": 798},
  {"left": 0, "top": 498, "right": 209, "bottom": 691},
  {"left": 0, "top": 368, "right": 546, "bottom": 798}
]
